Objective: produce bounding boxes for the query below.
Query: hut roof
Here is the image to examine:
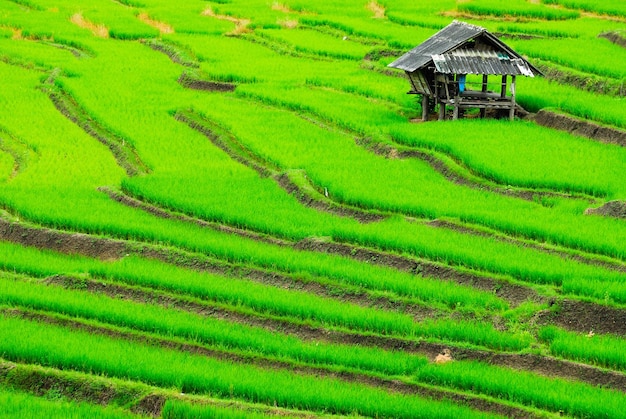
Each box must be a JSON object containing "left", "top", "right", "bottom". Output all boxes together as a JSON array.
[{"left": 388, "top": 20, "right": 540, "bottom": 77}]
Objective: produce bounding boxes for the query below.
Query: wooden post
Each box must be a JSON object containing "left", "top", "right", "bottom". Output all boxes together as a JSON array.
[
  {"left": 500, "top": 75, "right": 507, "bottom": 98},
  {"left": 480, "top": 74, "right": 488, "bottom": 118},
  {"left": 509, "top": 75, "right": 516, "bottom": 121},
  {"left": 438, "top": 101, "right": 445, "bottom": 120},
  {"left": 422, "top": 94, "right": 429, "bottom": 121},
  {"left": 453, "top": 100, "right": 459, "bottom": 120}
]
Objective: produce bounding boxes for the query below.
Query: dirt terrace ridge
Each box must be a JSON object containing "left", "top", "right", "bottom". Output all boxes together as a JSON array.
[
  {"left": 295, "top": 237, "right": 541, "bottom": 307},
  {"left": 42, "top": 75, "right": 149, "bottom": 177},
  {"left": 599, "top": 31, "right": 626, "bottom": 49},
  {"left": 533, "top": 109, "right": 626, "bottom": 148},
  {"left": 177, "top": 72, "right": 236, "bottom": 92}
]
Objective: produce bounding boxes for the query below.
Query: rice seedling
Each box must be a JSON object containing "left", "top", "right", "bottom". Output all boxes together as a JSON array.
[
  {"left": 539, "top": 326, "right": 626, "bottom": 371},
  {"left": 0, "top": 387, "right": 138, "bottom": 419},
  {"left": 457, "top": 0, "right": 580, "bottom": 20},
  {"left": 0, "top": 314, "right": 501, "bottom": 419}
]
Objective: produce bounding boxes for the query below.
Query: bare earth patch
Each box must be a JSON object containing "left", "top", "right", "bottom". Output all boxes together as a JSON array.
[
  {"left": 366, "top": 1, "right": 386, "bottom": 19},
  {"left": 202, "top": 6, "right": 251, "bottom": 36},
  {"left": 70, "top": 13, "right": 109, "bottom": 38},
  {"left": 278, "top": 19, "right": 299, "bottom": 29},
  {"left": 585, "top": 200, "right": 626, "bottom": 219},
  {"left": 137, "top": 13, "right": 174, "bottom": 35}
]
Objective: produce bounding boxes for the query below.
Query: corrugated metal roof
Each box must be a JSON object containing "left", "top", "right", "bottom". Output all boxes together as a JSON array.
[
  {"left": 432, "top": 49, "right": 535, "bottom": 76},
  {"left": 388, "top": 20, "right": 485, "bottom": 72},
  {"left": 388, "top": 20, "right": 541, "bottom": 77}
]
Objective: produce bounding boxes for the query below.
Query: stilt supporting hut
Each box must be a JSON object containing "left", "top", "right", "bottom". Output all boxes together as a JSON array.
[{"left": 388, "top": 21, "right": 541, "bottom": 121}]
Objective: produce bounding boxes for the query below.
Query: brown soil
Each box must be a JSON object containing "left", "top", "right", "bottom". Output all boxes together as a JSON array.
[
  {"left": 585, "top": 200, "right": 626, "bottom": 219},
  {"left": 131, "top": 394, "right": 167, "bottom": 417},
  {"left": 137, "top": 13, "right": 173, "bottom": 35},
  {"left": 70, "top": 13, "right": 108, "bottom": 38},
  {"left": 536, "top": 299, "right": 626, "bottom": 336},
  {"left": 599, "top": 31, "right": 626, "bottom": 48},
  {"left": 366, "top": 1, "right": 386, "bottom": 19},
  {"left": 533, "top": 109, "right": 626, "bottom": 147},
  {"left": 295, "top": 237, "right": 540, "bottom": 307},
  {"left": 0, "top": 217, "right": 127, "bottom": 260},
  {"left": 178, "top": 72, "right": 235, "bottom": 92},
  {"left": 429, "top": 219, "right": 626, "bottom": 274}
]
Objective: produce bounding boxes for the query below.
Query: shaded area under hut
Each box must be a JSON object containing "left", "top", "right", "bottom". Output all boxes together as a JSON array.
[{"left": 389, "top": 21, "right": 542, "bottom": 121}]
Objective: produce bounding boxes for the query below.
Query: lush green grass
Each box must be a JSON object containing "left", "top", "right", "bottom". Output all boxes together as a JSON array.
[
  {"left": 162, "top": 400, "right": 296, "bottom": 419},
  {"left": 416, "top": 360, "right": 626, "bottom": 418},
  {"left": 539, "top": 326, "right": 626, "bottom": 372},
  {"left": 0, "top": 386, "right": 139, "bottom": 419},
  {"left": 0, "top": 314, "right": 500, "bottom": 419},
  {"left": 543, "top": 0, "right": 626, "bottom": 17},
  {"left": 0, "top": 273, "right": 433, "bottom": 377},
  {"left": 457, "top": 0, "right": 580, "bottom": 20},
  {"left": 1, "top": 1, "right": 626, "bottom": 417},
  {"left": 508, "top": 36, "right": 626, "bottom": 80},
  {"left": 389, "top": 119, "right": 626, "bottom": 198}
]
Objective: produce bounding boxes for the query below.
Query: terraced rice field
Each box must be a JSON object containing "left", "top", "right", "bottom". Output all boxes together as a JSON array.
[{"left": 0, "top": 0, "right": 625, "bottom": 417}]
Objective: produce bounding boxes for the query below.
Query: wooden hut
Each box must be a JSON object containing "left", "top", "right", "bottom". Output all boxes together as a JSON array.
[{"left": 388, "top": 20, "right": 541, "bottom": 121}]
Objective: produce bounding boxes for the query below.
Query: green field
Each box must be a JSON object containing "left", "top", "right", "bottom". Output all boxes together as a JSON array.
[{"left": 1, "top": 0, "right": 625, "bottom": 417}]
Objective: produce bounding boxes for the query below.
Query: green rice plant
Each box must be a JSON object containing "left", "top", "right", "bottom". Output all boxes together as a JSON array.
[
  {"left": 0, "top": 314, "right": 501, "bottom": 419},
  {"left": 0, "top": 386, "right": 137, "bottom": 419},
  {"left": 517, "top": 77, "right": 626, "bottom": 129},
  {"left": 256, "top": 27, "right": 372, "bottom": 60},
  {"left": 389, "top": 119, "right": 626, "bottom": 198},
  {"left": 543, "top": 0, "right": 626, "bottom": 18},
  {"left": 4, "top": 40, "right": 626, "bottom": 305},
  {"left": 539, "top": 326, "right": 626, "bottom": 371},
  {"left": 28, "top": 0, "right": 159, "bottom": 40},
  {"left": 416, "top": 360, "right": 626, "bottom": 418},
  {"left": 0, "top": 273, "right": 430, "bottom": 377},
  {"left": 507, "top": 36, "right": 626, "bottom": 80},
  {"left": 92, "top": 256, "right": 529, "bottom": 351},
  {"left": 457, "top": 0, "right": 580, "bottom": 20},
  {"left": 140, "top": 1, "right": 234, "bottom": 35}
]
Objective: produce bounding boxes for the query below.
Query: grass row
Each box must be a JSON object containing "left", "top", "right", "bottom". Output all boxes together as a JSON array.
[
  {"left": 539, "top": 326, "right": 626, "bottom": 372},
  {"left": 0, "top": 242, "right": 529, "bottom": 351},
  {"left": 0, "top": 386, "right": 138, "bottom": 419},
  {"left": 0, "top": 313, "right": 500, "bottom": 419},
  {"left": 0, "top": 272, "right": 431, "bottom": 377},
  {"left": 457, "top": 0, "right": 580, "bottom": 20}
]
